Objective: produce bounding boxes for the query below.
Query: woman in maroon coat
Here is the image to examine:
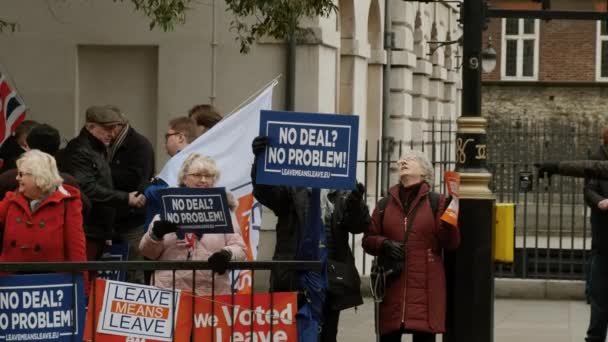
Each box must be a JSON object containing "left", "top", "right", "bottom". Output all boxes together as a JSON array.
[{"left": 363, "top": 150, "right": 460, "bottom": 342}]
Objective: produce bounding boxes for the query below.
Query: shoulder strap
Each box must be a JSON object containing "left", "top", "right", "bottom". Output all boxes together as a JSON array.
[{"left": 377, "top": 196, "right": 390, "bottom": 234}]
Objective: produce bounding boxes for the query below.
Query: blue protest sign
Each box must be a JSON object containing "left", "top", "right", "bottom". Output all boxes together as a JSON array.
[
  {"left": 0, "top": 273, "right": 85, "bottom": 342},
  {"left": 256, "top": 110, "right": 359, "bottom": 189},
  {"left": 96, "top": 243, "right": 129, "bottom": 282},
  {"left": 158, "top": 187, "right": 234, "bottom": 234}
]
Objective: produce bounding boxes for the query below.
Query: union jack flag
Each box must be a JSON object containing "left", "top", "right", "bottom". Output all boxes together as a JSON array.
[{"left": 0, "top": 71, "right": 26, "bottom": 145}]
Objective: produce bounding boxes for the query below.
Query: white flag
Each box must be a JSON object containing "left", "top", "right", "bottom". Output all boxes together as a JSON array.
[{"left": 158, "top": 83, "right": 274, "bottom": 293}]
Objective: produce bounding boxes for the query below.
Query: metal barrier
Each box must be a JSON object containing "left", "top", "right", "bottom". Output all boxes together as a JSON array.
[{"left": 0, "top": 260, "right": 320, "bottom": 342}]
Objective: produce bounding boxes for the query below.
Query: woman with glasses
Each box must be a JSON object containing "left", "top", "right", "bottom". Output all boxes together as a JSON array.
[
  {"left": 139, "top": 153, "right": 247, "bottom": 295},
  {"left": 362, "top": 150, "right": 460, "bottom": 342},
  {"left": 0, "top": 150, "right": 87, "bottom": 286}
]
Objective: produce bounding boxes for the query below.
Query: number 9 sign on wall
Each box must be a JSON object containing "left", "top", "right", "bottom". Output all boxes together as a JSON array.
[{"left": 256, "top": 110, "right": 359, "bottom": 190}]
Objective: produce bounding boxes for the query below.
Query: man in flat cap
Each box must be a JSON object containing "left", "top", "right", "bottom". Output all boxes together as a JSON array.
[{"left": 58, "top": 105, "right": 146, "bottom": 265}]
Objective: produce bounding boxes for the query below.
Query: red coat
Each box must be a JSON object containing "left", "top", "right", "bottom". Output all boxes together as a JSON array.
[
  {"left": 0, "top": 185, "right": 87, "bottom": 287},
  {"left": 362, "top": 182, "right": 460, "bottom": 335}
]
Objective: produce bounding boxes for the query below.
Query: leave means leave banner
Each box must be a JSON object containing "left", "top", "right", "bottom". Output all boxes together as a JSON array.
[{"left": 84, "top": 279, "right": 192, "bottom": 342}]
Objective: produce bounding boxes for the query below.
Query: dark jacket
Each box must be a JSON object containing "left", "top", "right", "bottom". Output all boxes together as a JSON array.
[
  {"left": 584, "top": 145, "right": 608, "bottom": 255},
  {"left": 58, "top": 128, "right": 128, "bottom": 239},
  {"left": 109, "top": 126, "right": 155, "bottom": 231},
  {"left": 362, "top": 182, "right": 460, "bottom": 335},
  {"left": 252, "top": 170, "right": 370, "bottom": 311},
  {"left": 0, "top": 169, "right": 91, "bottom": 216},
  {"left": 558, "top": 160, "right": 608, "bottom": 179}
]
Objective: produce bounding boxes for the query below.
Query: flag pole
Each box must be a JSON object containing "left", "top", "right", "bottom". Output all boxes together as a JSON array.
[{"left": 223, "top": 74, "right": 282, "bottom": 120}]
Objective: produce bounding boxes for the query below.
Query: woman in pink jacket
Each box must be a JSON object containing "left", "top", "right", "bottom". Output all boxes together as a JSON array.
[{"left": 139, "top": 153, "right": 247, "bottom": 295}]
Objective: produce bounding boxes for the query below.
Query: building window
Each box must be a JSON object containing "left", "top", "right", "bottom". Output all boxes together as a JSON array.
[
  {"left": 596, "top": 21, "right": 608, "bottom": 81},
  {"left": 501, "top": 18, "right": 539, "bottom": 80}
]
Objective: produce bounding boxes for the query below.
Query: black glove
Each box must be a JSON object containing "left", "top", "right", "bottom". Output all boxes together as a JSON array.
[
  {"left": 252, "top": 135, "right": 269, "bottom": 157},
  {"left": 151, "top": 220, "right": 178, "bottom": 239},
  {"left": 208, "top": 249, "right": 232, "bottom": 274},
  {"left": 535, "top": 162, "right": 559, "bottom": 179},
  {"left": 346, "top": 182, "right": 365, "bottom": 203},
  {"left": 381, "top": 239, "right": 405, "bottom": 260}
]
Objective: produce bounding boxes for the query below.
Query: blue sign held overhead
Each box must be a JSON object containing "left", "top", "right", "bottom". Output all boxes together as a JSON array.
[
  {"left": 0, "top": 273, "right": 85, "bottom": 342},
  {"left": 158, "top": 187, "right": 234, "bottom": 234},
  {"left": 256, "top": 110, "right": 359, "bottom": 189}
]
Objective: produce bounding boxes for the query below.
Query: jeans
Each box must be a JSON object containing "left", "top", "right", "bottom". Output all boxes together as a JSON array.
[{"left": 586, "top": 253, "right": 608, "bottom": 342}]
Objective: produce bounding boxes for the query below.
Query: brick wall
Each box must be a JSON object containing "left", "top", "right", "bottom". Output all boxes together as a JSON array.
[{"left": 482, "top": 0, "right": 598, "bottom": 82}]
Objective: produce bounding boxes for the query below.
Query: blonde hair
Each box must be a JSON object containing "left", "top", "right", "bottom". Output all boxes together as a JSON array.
[
  {"left": 178, "top": 153, "right": 220, "bottom": 186},
  {"left": 398, "top": 150, "right": 434, "bottom": 185},
  {"left": 16, "top": 150, "right": 63, "bottom": 193}
]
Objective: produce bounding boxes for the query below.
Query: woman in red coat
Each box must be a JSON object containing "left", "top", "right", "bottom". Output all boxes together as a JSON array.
[
  {"left": 0, "top": 150, "right": 87, "bottom": 285},
  {"left": 362, "top": 150, "right": 460, "bottom": 342}
]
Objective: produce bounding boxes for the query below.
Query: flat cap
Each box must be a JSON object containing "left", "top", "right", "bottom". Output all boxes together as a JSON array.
[{"left": 85, "top": 105, "right": 124, "bottom": 126}]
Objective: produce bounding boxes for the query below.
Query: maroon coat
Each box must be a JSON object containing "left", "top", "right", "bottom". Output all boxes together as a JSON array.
[{"left": 362, "top": 182, "right": 460, "bottom": 335}]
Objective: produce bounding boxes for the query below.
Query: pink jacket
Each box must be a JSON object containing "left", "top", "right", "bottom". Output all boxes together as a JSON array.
[{"left": 139, "top": 213, "right": 247, "bottom": 296}]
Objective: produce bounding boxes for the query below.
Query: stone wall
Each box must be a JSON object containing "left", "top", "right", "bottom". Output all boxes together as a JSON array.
[{"left": 482, "top": 85, "right": 608, "bottom": 122}]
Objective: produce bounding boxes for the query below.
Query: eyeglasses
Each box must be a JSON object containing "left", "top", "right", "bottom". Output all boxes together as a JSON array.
[
  {"left": 187, "top": 173, "right": 215, "bottom": 180},
  {"left": 165, "top": 132, "right": 182, "bottom": 141},
  {"left": 17, "top": 171, "right": 32, "bottom": 178}
]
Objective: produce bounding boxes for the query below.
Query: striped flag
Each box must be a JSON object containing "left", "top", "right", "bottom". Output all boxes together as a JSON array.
[{"left": 0, "top": 71, "right": 27, "bottom": 145}]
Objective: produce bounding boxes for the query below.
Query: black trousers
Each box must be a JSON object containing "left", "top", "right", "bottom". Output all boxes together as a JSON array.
[
  {"left": 380, "top": 330, "right": 436, "bottom": 342},
  {"left": 320, "top": 304, "right": 340, "bottom": 342},
  {"left": 586, "top": 253, "right": 608, "bottom": 342}
]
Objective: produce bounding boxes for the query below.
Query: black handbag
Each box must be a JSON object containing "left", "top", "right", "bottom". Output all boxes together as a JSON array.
[{"left": 327, "top": 259, "right": 360, "bottom": 295}]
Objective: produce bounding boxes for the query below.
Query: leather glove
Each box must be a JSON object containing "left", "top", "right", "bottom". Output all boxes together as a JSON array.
[
  {"left": 252, "top": 135, "right": 269, "bottom": 157},
  {"left": 208, "top": 249, "right": 232, "bottom": 274},
  {"left": 381, "top": 239, "right": 405, "bottom": 260},
  {"left": 346, "top": 182, "right": 365, "bottom": 203},
  {"left": 151, "top": 220, "right": 178, "bottom": 240},
  {"left": 535, "top": 162, "right": 559, "bottom": 179}
]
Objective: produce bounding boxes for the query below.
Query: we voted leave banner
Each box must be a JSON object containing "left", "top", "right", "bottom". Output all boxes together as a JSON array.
[
  {"left": 192, "top": 292, "right": 297, "bottom": 342},
  {"left": 256, "top": 110, "right": 359, "bottom": 189},
  {"left": 84, "top": 279, "right": 191, "bottom": 342},
  {"left": 158, "top": 187, "right": 233, "bottom": 234},
  {"left": 0, "top": 273, "right": 85, "bottom": 342}
]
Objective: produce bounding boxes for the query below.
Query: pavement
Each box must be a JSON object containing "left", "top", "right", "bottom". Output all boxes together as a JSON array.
[{"left": 337, "top": 298, "right": 590, "bottom": 342}]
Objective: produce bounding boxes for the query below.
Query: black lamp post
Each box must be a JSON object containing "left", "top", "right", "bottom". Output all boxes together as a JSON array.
[{"left": 444, "top": 0, "right": 495, "bottom": 342}]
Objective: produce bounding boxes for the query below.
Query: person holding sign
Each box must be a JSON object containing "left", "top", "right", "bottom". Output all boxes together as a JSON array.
[
  {"left": 0, "top": 150, "right": 88, "bottom": 287},
  {"left": 251, "top": 135, "right": 370, "bottom": 342},
  {"left": 362, "top": 151, "right": 460, "bottom": 342},
  {"left": 139, "top": 153, "right": 247, "bottom": 295}
]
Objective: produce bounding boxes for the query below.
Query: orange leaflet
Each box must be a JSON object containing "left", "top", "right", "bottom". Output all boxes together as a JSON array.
[
  {"left": 440, "top": 171, "right": 460, "bottom": 228},
  {"left": 110, "top": 300, "right": 169, "bottom": 320}
]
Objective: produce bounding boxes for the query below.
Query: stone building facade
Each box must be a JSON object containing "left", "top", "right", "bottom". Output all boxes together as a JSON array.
[{"left": 0, "top": 0, "right": 461, "bottom": 184}]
